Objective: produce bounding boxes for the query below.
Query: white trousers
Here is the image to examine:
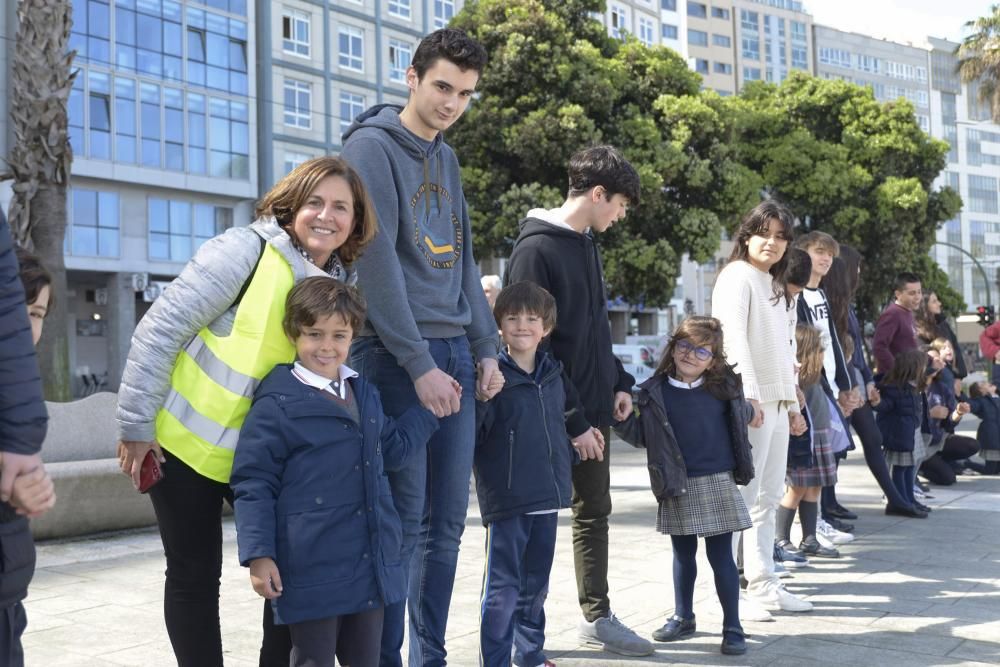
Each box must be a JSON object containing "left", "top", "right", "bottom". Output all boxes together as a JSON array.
[{"left": 734, "top": 400, "right": 790, "bottom": 596}]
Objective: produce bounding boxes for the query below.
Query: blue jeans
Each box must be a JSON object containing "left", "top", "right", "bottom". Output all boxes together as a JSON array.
[
  {"left": 479, "top": 513, "right": 557, "bottom": 667},
  {"left": 351, "top": 336, "right": 476, "bottom": 667}
]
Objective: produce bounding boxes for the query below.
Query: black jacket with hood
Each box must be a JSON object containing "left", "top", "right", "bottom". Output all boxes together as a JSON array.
[{"left": 505, "top": 215, "right": 634, "bottom": 433}]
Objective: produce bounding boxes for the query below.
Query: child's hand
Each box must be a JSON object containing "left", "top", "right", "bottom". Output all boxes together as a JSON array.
[
  {"left": 249, "top": 558, "right": 283, "bottom": 599},
  {"left": 10, "top": 465, "right": 56, "bottom": 517},
  {"left": 572, "top": 429, "right": 605, "bottom": 462},
  {"left": 867, "top": 383, "right": 880, "bottom": 404},
  {"left": 748, "top": 399, "right": 764, "bottom": 428},
  {"left": 788, "top": 412, "right": 807, "bottom": 436},
  {"left": 475, "top": 370, "right": 504, "bottom": 402},
  {"left": 956, "top": 402, "right": 971, "bottom": 417},
  {"left": 591, "top": 426, "right": 605, "bottom": 450},
  {"left": 795, "top": 386, "right": 806, "bottom": 409}
]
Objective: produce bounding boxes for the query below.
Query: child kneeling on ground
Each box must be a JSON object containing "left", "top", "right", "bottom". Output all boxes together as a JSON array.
[
  {"left": 615, "top": 316, "right": 755, "bottom": 656},
  {"left": 231, "top": 277, "right": 439, "bottom": 667},
  {"left": 475, "top": 281, "right": 601, "bottom": 667}
]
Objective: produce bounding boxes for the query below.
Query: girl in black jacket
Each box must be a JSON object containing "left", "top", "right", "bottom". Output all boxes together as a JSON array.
[
  {"left": 615, "top": 316, "right": 754, "bottom": 656},
  {"left": 873, "top": 350, "right": 929, "bottom": 512}
]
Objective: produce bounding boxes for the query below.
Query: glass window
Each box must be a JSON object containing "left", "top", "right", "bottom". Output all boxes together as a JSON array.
[
  {"left": 339, "top": 26, "right": 364, "bottom": 71},
  {"left": 70, "top": 188, "right": 119, "bottom": 257},
  {"left": 69, "top": 77, "right": 85, "bottom": 153},
  {"left": 282, "top": 9, "right": 310, "bottom": 57},
  {"left": 149, "top": 197, "right": 232, "bottom": 261},
  {"left": 688, "top": 29, "right": 708, "bottom": 47},
  {"left": 388, "top": 0, "right": 411, "bottom": 19},
  {"left": 389, "top": 39, "right": 412, "bottom": 83},
  {"left": 339, "top": 91, "right": 366, "bottom": 137},
  {"left": 743, "top": 66, "right": 761, "bottom": 81},
  {"left": 434, "top": 0, "right": 455, "bottom": 29},
  {"left": 283, "top": 78, "right": 312, "bottom": 129},
  {"left": 712, "top": 34, "right": 731, "bottom": 47},
  {"left": 88, "top": 0, "right": 111, "bottom": 40},
  {"left": 694, "top": 58, "right": 709, "bottom": 74},
  {"left": 687, "top": 2, "right": 706, "bottom": 18},
  {"left": 638, "top": 17, "right": 654, "bottom": 47},
  {"left": 714, "top": 62, "right": 733, "bottom": 74},
  {"left": 284, "top": 151, "right": 311, "bottom": 175},
  {"left": 610, "top": 5, "right": 629, "bottom": 40},
  {"left": 711, "top": 7, "right": 729, "bottom": 19},
  {"left": 969, "top": 175, "right": 999, "bottom": 214},
  {"left": 661, "top": 0, "right": 677, "bottom": 10},
  {"left": 661, "top": 24, "right": 678, "bottom": 40}
]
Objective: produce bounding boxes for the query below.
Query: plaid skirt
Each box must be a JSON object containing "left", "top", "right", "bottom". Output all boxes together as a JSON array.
[
  {"left": 886, "top": 427, "right": 922, "bottom": 467},
  {"left": 982, "top": 449, "right": 1000, "bottom": 461},
  {"left": 656, "top": 471, "right": 751, "bottom": 538},
  {"left": 786, "top": 426, "right": 838, "bottom": 488}
]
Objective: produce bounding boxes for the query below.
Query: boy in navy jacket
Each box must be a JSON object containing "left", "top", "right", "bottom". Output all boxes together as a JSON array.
[
  {"left": 474, "top": 282, "right": 592, "bottom": 667},
  {"left": 232, "top": 277, "right": 438, "bottom": 667}
]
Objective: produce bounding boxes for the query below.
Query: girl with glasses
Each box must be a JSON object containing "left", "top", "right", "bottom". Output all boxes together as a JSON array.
[{"left": 615, "top": 316, "right": 755, "bottom": 656}]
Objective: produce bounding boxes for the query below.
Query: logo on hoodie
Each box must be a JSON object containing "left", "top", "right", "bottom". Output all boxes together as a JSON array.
[{"left": 410, "top": 182, "right": 462, "bottom": 269}]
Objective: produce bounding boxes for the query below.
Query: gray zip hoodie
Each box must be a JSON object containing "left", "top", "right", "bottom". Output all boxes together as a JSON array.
[{"left": 341, "top": 104, "right": 498, "bottom": 381}]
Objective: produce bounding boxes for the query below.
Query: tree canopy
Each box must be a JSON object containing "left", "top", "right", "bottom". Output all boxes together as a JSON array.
[
  {"left": 958, "top": 4, "right": 1000, "bottom": 123},
  {"left": 449, "top": 0, "right": 961, "bottom": 317}
]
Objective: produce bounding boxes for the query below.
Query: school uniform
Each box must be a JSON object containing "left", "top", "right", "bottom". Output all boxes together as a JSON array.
[
  {"left": 969, "top": 393, "right": 1000, "bottom": 462},
  {"left": 873, "top": 384, "right": 922, "bottom": 467},
  {"left": 232, "top": 363, "right": 438, "bottom": 667},
  {"left": 474, "top": 349, "right": 578, "bottom": 667},
  {"left": 786, "top": 383, "right": 838, "bottom": 488},
  {"left": 615, "top": 372, "right": 754, "bottom": 538}
]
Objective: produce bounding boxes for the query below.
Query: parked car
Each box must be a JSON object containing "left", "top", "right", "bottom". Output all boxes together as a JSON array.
[{"left": 612, "top": 344, "right": 657, "bottom": 389}]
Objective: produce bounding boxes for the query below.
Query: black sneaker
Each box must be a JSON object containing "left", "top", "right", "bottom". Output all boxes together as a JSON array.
[
  {"left": 652, "top": 615, "right": 696, "bottom": 642},
  {"left": 827, "top": 505, "right": 858, "bottom": 520},
  {"left": 825, "top": 517, "right": 855, "bottom": 533},
  {"left": 799, "top": 536, "right": 840, "bottom": 558}
]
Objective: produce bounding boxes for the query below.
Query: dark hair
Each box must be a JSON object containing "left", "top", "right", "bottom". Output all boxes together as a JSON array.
[
  {"left": 411, "top": 28, "right": 488, "bottom": 79},
  {"left": 728, "top": 200, "right": 795, "bottom": 304},
  {"left": 493, "top": 281, "right": 557, "bottom": 332},
  {"left": 913, "top": 292, "right": 942, "bottom": 344},
  {"left": 969, "top": 382, "right": 987, "bottom": 399},
  {"left": 820, "top": 256, "right": 852, "bottom": 345},
  {"left": 784, "top": 247, "right": 812, "bottom": 292},
  {"left": 893, "top": 272, "right": 921, "bottom": 293},
  {"left": 15, "top": 246, "right": 53, "bottom": 310},
  {"left": 838, "top": 243, "right": 861, "bottom": 296},
  {"left": 256, "top": 156, "right": 378, "bottom": 265},
  {"left": 793, "top": 230, "right": 839, "bottom": 256},
  {"left": 656, "top": 316, "right": 740, "bottom": 400},
  {"left": 567, "top": 145, "right": 641, "bottom": 205},
  {"left": 882, "top": 349, "right": 927, "bottom": 390},
  {"left": 283, "top": 277, "right": 367, "bottom": 339}
]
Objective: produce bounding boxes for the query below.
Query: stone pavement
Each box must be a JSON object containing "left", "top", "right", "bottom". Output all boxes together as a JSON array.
[{"left": 22, "top": 433, "right": 1000, "bottom": 667}]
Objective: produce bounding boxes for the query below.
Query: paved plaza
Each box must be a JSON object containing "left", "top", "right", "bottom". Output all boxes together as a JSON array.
[{"left": 21, "top": 429, "right": 1000, "bottom": 667}]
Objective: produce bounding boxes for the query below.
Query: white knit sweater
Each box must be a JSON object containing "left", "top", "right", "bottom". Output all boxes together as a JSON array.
[{"left": 711, "top": 260, "right": 799, "bottom": 411}]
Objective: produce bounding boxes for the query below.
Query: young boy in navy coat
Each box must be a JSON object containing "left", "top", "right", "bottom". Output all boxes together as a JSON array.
[
  {"left": 232, "top": 277, "right": 438, "bottom": 667},
  {"left": 475, "top": 282, "right": 594, "bottom": 667}
]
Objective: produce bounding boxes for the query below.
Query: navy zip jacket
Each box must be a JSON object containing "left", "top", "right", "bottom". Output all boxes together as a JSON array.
[
  {"left": 872, "top": 384, "right": 922, "bottom": 453},
  {"left": 614, "top": 371, "right": 755, "bottom": 502},
  {"left": 231, "top": 364, "right": 438, "bottom": 625},
  {"left": 505, "top": 218, "right": 634, "bottom": 433},
  {"left": 474, "top": 350, "right": 579, "bottom": 525},
  {"left": 0, "top": 210, "right": 48, "bottom": 523},
  {"left": 969, "top": 394, "right": 1000, "bottom": 455}
]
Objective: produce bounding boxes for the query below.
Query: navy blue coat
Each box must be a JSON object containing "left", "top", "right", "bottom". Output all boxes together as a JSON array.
[
  {"left": 0, "top": 209, "right": 47, "bottom": 458},
  {"left": 474, "top": 351, "right": 578, "bottom": 525},
  {"left": 232, "top": 364, "right": 438, "bottom": 625},
  {"left": 969, "top": 394, "right": 1000, "bottom": 455},
  {"left": 872, "top": 384, "right": 922, "bottom": 452}
]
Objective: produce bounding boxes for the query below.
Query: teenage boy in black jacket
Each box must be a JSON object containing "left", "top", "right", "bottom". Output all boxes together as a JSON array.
[{"left": 504, "top": 145, "right": 652, "bottom": 657}]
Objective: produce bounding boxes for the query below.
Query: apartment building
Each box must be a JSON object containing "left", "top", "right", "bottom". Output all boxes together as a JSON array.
[
  {"left": 928, "top": 37, "right": 1000, "bottom": 308},
  {"left": 732, "top": 0, "right": 812, "bottom": 88}
]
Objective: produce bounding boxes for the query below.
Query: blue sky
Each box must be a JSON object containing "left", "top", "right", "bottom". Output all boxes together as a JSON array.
[{"left": 806, "top": 0, "right": 989, "bottom": 45}]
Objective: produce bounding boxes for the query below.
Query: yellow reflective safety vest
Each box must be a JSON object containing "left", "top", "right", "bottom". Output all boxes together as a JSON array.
[{"left": 155, "top": 242, "right": 296, "bottom": 483}]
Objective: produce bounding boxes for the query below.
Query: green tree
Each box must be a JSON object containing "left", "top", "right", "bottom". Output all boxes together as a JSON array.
[
  {"left": 449, "top": 0, "right": 760, "bottom": 306},
  {"left": 957, "top": 4, "right": 1000, "bottom": 123},
  {"left": 725, "top": 74, "right": 963, "bottom": 321}
]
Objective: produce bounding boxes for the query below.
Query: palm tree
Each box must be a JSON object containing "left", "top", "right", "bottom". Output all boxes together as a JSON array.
[
  {"left": 2, "top": 0, "right": 76, "bottom": 400},
  {"left": 957, "top": 4, "right": 1000, "bottom": 123}
]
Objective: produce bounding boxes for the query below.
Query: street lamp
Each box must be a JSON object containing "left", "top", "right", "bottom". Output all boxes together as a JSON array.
[{"left": 934, "top": 240, "right": 992, "bottom": 308}]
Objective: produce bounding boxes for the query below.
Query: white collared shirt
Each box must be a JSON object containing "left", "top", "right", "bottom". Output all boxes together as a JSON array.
[
  {"left": 291, "top": 361, "right": 359, "bottom": 400},
  {"left": 667, "top": 375, "right": 705, "bottom": 390}
]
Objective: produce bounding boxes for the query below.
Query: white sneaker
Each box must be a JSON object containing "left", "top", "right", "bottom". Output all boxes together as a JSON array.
[
  {"left": 816, "top": 518, "right": 855, "bottom": 546},
  {"left": 738, "top": 591, "right": 774, "bottom": 622},
  {"left": 748, "top": 586, "right": 813, "bottom": 613}
]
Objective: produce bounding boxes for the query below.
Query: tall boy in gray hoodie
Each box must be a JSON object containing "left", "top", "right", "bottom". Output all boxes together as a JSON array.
[{"left": 340, "top": 29, "right": 503, "bottom": 667}]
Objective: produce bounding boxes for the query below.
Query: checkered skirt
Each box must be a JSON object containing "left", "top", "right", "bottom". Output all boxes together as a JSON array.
[
  {"left": 656, "top": 471, "right": 752, "bottom": 537},
  {"left": 786, "top": 424, "right": 838, "bottom": 488},
  {"left": 885, "top": 427, "right": 922, "bottom": 467}
]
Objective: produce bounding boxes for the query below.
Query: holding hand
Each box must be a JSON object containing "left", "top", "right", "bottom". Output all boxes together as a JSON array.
[
  {"left": 612, "top": 391, "right": 633, "bottom": 422},
  {"left": 415, "top": 368, "right": 462, "bottom": 418},
  {"left": 249, "top": 557, "right": 283, "bottom": 599},
  {"left": 475, "top": 359, "right": 504, "bottom": 402},
  {"left": 789, "top": 412, "right": 807, "bottom": 437},
  {"left": 867, "top": 383, "right": 880, "bottom": 405},
  {"left": 748, "top": 399, "right": 764, "bottom": 428},
  {"left": 0, "top": 451, "right": 45, "bottom": 504},
  {"left": 955, "top": 402, "right": 971, "bottom": 419},
  {"left": 9, "top": 463, "right": 56, "bottom": 517},
  {"left": 573, "top": 427, "right": 605, "bottom": 462},
  {"left": 795, "top": 386, "right": 806, "bottom": 409}
]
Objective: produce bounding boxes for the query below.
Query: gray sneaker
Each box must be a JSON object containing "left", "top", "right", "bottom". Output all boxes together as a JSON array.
[{"left": 579, "top": 613, "right": 655, "bottom": 656}]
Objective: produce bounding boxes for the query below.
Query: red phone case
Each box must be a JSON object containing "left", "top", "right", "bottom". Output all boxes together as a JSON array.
[{"left": 138, "top": 449, "right": 164, "bottom": 493}]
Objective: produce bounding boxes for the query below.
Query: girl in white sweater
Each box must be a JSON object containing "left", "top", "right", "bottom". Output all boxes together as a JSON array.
[{"left": 711, "top": 200, "right": 810, "bottom": 619}]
